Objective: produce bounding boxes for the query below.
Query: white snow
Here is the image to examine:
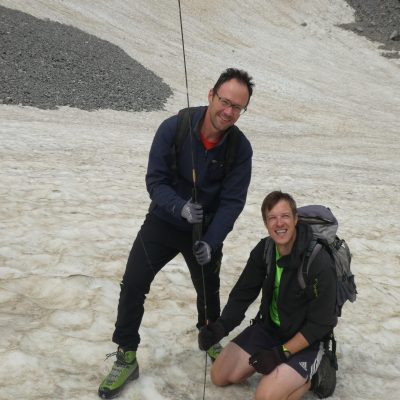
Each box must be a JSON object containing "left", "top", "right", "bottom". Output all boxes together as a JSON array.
[{"left": 0, "top": 1, "right": 399, "bottom": 399}]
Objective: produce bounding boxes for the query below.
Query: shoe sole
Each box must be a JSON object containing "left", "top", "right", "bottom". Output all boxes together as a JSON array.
[{"left": 98, "top": 365, "right": 140, "bottom": 399}]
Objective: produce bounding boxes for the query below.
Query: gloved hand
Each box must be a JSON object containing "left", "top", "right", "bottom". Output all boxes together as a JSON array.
[
  {"left": 193, "top": 240, "right": 212, "bottom": 265},
  {"left": 249, "top": 345, "right": 291, "bottom": 375},
  {"left": 198, "top": 321, "right": 226, "bottom": 351},
  {"left": 181, "top": 199, "right": 203, "bottom": 224}
]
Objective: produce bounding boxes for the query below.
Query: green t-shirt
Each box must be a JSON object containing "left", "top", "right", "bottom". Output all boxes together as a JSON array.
[{"left": 269, "top": 247, "right": 282, "bottom": 326}]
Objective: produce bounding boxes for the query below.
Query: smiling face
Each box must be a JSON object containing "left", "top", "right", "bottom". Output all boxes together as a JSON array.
[
  {"left": 205, "top": 78, "right": 249, "bottom": 134},
  {"left": 264, "top": 199, "right": 298, "bottom": 256}
]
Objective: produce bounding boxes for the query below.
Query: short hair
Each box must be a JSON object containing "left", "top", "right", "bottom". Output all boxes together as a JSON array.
[
  {"left": 261, "top": 191, "right": 297, "bottom": 222},
  {"left": 213, "top": 68, "right": 254, "bottom": 103}
]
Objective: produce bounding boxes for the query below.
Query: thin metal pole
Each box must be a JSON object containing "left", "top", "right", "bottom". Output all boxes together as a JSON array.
[
  {"left": 177, "top": 0, "right": 197, "bottom": 195},
  {"left": 177, "top": 2, "right": 208, "bottom": 399}
]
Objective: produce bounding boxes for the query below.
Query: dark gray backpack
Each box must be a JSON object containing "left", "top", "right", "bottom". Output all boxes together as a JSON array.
[{"left": 296, "top": 204, "right": 357, "bottom": 316}]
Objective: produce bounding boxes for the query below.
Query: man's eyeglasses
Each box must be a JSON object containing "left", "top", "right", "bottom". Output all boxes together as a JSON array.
[{"left": 214, "top": 92, "right": 247, "bottom": 115}]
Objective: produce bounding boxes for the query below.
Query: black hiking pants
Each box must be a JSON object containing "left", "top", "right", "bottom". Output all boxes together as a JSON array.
[{"left": 112, "top": 213, "right": 222, "bottom": 350}]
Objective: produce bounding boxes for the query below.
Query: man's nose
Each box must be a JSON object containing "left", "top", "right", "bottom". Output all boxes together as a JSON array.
[
  {"left": 276, "top": 216, "right": 284, "bottom": 225},
  {"left": 223, "top": 106, "right": 234, "bottom": 117}
]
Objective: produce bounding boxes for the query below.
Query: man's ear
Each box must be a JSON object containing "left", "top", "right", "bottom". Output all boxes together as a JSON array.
[
  {"left": 264, "top": 219, "right": 270, "bottom": 234},
  {"left": 207, "top": 89, "right": 214, "bottom": 104},
  {"left": 294, "top": 214, "right": 298, "bottom": 225}
]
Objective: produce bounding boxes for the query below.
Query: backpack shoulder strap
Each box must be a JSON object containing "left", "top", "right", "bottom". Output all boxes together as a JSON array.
[
  {"left": 175, "top": 106, "right": 202, "bottom": 148},
  {"left": 223, "top": 126, "right": 241, "bottom": 175},
  {"left": 298, "top": 239, "right": 322, "bottom": 289},
  {"left": 170, "top": 106, "right": 205, "bottom": 184},
  {"left": 172, "top": 107, "right": 197, "bottom": 177},
  {"left": 252, "top": 237, "right": 274, "bottom": 323},
  {"left": 263, "top": 237, "right": 275, "bottom": 277},
  {"left": 149, "top": 107, "right": 201, "bottom": 211}
]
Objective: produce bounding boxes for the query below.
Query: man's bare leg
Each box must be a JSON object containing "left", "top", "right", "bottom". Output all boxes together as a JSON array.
[{"left": 210, "top": 342, "right": 255, "bottom": 386}]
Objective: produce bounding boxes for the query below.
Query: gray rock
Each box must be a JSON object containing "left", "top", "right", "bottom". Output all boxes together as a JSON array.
[
  {"left": 339, "top": 0, "right": 400, "bottom": 58},
  {"left": 389, "top": 29, "right": 400, "bottom": 40},
  {"left": 0, "top": 5, "right": 173, "bottom": 112}
]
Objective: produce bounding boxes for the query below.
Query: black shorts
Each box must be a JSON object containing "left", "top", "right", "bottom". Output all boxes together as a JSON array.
[{"left": 232, "top": 322, "right": 323, "bottom": 379}]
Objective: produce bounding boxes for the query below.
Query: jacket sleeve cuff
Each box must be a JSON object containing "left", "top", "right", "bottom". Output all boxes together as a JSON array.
[
  {"left": 174, "top": 198, "right": 187, "bottom": 218},
  {"left": 301, "top": 323, "right": 334, "bottom": 345}
]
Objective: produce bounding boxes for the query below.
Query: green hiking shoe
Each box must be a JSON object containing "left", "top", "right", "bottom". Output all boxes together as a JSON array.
[
  {"left": 207, "top": 342, "right": 223, "bottom": 362},
  {"left": 98, "top": 348, "right": 139, "bottom": 399}
]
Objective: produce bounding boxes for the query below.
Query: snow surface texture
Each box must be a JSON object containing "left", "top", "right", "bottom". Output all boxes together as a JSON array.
[{"left": 0, "top": 1, "right": 399, "bottom": 400}]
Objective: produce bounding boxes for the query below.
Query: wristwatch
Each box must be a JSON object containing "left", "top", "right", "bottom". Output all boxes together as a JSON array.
[{"left": 282, "top": 344, "right": 292, "bottom": 359}]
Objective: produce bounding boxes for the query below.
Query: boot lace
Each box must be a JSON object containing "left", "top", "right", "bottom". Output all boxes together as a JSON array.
[{"left": 103, "top": 351, "right": 131, "bottom": 385}]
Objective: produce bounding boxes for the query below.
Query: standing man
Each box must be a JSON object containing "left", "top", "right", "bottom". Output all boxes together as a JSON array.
[
  {"left": 98, "top": 68, "right": 254, "bottom": 399},
  {"left": 198, "top": 191, "right": 337, "bottom": 400}
]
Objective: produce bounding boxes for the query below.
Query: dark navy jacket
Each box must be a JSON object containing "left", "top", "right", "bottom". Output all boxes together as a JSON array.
[
  {"left": 219, "top": 223, "right": 337, "bottom": 344},
  {"left": 145, "top": 106, "right": 252, "bottom": 250}
]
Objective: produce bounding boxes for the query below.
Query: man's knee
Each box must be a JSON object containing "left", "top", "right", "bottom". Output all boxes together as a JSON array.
[
  {"left": 210, "top": 367, "right": 230, "bottom": 387},
  {"left": 255, "top": 390, "right": 266, "bottom": 400},
  {"left": 255, "top": 385, "right": 276, "bottom": 400},
  {"left": 255, "top": 377, "right": 310, "bottom": 400},
  {"left": 210, "top": 365, "right": 246, "bottom": 387},
  {"left": 255, "top": 377, "right": 279, "bottom": 400}
]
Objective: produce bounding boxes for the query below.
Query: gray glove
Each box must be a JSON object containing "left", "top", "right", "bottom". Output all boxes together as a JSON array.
[
  {"left": 194, "top": 241, "right": 212, "bottom": 265},
  {"left": 181, "top": 199, "right": 203, "bottom": 224}
]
